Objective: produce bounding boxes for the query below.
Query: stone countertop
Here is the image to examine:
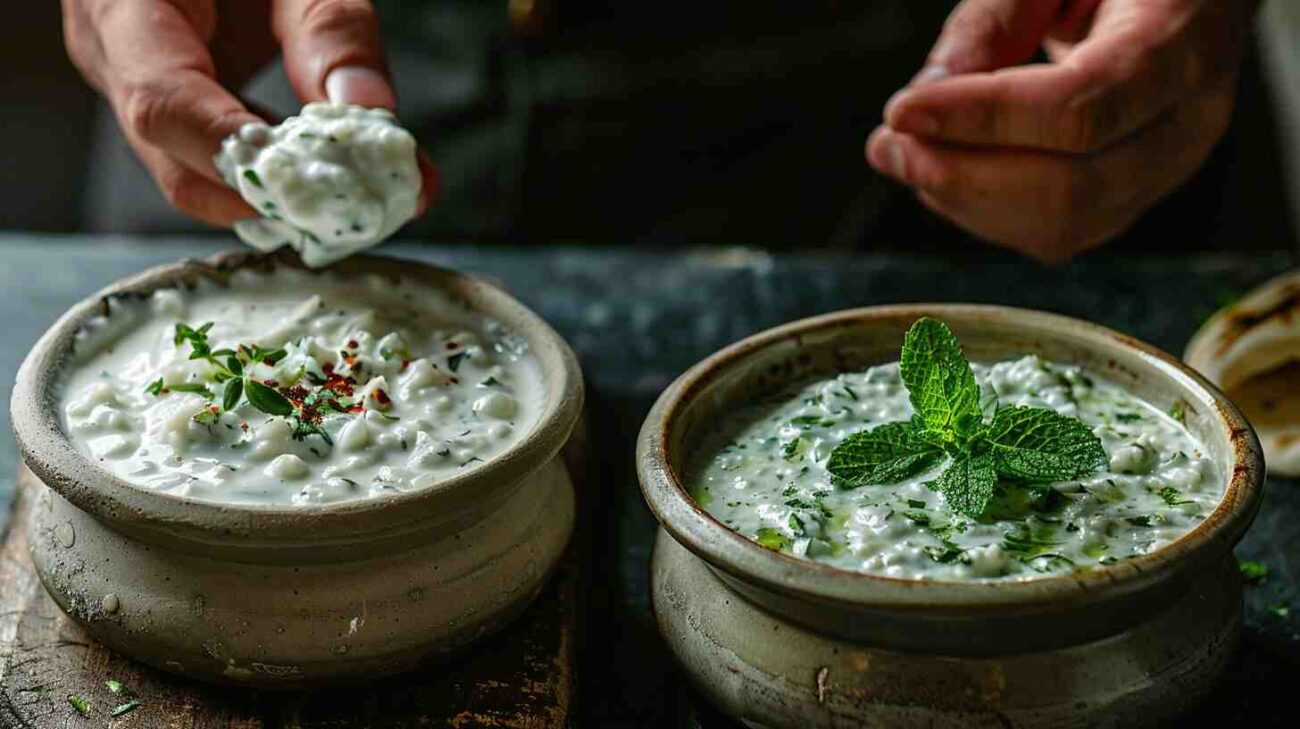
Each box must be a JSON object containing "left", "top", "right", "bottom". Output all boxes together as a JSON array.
[{"left": 1, "top": 235, "right": 1297, "bottom": 725}]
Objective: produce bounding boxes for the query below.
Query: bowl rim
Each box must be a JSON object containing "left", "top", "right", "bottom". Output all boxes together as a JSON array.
[
  {"left": 637, "top": 303, "right": 1264, "bottom": 611},
  {"left": 11, "top": 249, "right": 584, "bottom": 544}
]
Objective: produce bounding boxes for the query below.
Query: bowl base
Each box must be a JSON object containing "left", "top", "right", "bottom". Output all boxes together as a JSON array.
[{"left": 651, "top": 529, "right": 1240, "bottom": 729}]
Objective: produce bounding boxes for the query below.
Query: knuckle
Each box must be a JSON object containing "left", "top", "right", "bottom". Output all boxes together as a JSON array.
[
  {"left": 945, "top": 3, "right": 1004, "bottom": 44},
  {"left": 120, "top": 79, "right": 174, "bottom": 143},
  {"left": 300, "top": 0, "right": 378, "bottom": 37}
]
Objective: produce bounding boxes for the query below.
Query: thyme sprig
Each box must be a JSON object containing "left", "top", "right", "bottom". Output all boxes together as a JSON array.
[{"left": 144, "top": 321, "right": 337, "bottom": 444}]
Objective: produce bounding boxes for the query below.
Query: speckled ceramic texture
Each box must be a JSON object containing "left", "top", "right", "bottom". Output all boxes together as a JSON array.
[
  {"left": 11, "top": 250, "right": 584, "bottom": 686},
  {"left": 637, "top": 305, "right": 1264, "bottom": 727}
]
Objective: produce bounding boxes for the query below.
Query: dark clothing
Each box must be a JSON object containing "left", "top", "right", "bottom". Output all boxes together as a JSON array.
[{"left": 83, "top": 2, "right": 1294, "bottom": 255}]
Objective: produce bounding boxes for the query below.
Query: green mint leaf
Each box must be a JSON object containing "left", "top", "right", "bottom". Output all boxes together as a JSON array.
[
  {"left": 111, "top": 700, "right": 141, "bottom": 717},
  {"left": 226, "top": 356, "right": 243, "bottom": 376},
  {"left": 826, "top": 422, "right": 943, "bottom": 488},
  {"left": 222, "top": 378, "right": 244, "bottom": 412},
  {"left": 899, "top": 318, "right": 982, "bottom": 438},
  {"left": 245, "top": 379, "right": 293, "bottom": 416},
  {"left": 984, "top": 406, "right": 1106, "bottom": 481},
  {"left": 937, "top": 453, "right": 996, "bottom": 517}
]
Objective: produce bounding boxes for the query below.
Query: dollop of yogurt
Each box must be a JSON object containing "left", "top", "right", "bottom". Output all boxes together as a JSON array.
[{"left": 215, "top": 102, "right": 421, "bottom": 267}]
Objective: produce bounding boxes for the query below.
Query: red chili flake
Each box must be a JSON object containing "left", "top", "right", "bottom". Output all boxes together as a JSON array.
[
  {"left": 446, "top": 342, "right": 460, "bottom": 351},
  {"left": 323, "top": 373, "right": 356, "bottom": 396},
  {"left": 346, "top": 339, "right": 359, "bottom": 350},
  {"left": 371, "top": 388, "right": 392, "bottom": 406},
  {"left": 449, "top": 377, "right": 460, "bottom": 384},
  {"left": 400, "top": 359, "right": 410, "bottom": 372},
  {"left": 282, "top": 385, "right": 310, "bottom": 404},
  {"left": 262, "top": 356, "right": 279, "bottom": 366},
  {"left": 240, "top": 422, "right": 250, "bottom": 432},
  {"left": 323, "top": 361, "right": 335, "bottom": 374}
]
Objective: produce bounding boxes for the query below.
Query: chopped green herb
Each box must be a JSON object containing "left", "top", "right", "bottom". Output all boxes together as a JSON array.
[
  {"left": 906, "top": 499, "right": 926, "bottom": 509},
  {"left": 67, "top": 694, "right": 90, "bottom": 717},
  {"left": 242, "top": 169, "right": 263, "bottom": 188},
  {"left": 1168, "top": 402, "right": 1186, "bottom": 423},
  {"left": 754, "top": 528, "right": 790, "bottom": 551},
  {"left": 1158, "top": 486, "right": 1194, "bottom": 506},
  {"left": 447, "top": 351, "right": 467, "bottom": 372},
  {"left": 1115, "top": 412, "right": 1142, "bottom": 423},
  {"left": 145, "top": 378, "right": 164, "bottom": 395},
  {"left": 481, "top": 377, "right": 502, "bottom": 388},
  {"left": 1238, "top": 559, "right": 1269, "bottom": 583},
  {"left": 105, "top": 679, "right": 127, "bottom": 695},
  {"left": 1268, "top": 604, "right": 1290, "bottom": 618}
]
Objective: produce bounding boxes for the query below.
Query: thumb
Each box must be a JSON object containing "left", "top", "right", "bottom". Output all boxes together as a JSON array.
[
  {"left": 273, "top": 0, "right": 396, "bottom": 109},
  {"left": 921, "top": 0, "right": 1077, "bottom": 77}
]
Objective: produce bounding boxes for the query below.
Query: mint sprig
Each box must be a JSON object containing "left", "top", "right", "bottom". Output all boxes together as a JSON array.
[{"left": 827, "top": 318, "right": 1106, "bottom": 517}]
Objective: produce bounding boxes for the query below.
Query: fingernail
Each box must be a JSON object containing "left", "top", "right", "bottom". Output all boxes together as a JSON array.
[
  {"left": 325, "top": 66, "right": 397, "bottom": 109},
  {"left": 910, "top": 66, "right": 949, "bottom": 87}
]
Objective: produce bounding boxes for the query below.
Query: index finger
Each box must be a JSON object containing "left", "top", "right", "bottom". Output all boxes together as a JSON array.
[
  {"left": 97, "top": 1, "right": 261, "bottom": 181},
  {"left": 885, "top": 12, "right": 1211, "bottom": 153}
]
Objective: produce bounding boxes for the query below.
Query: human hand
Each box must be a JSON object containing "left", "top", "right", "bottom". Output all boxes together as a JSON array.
[
  {"left": 866, "top": 0, "right": 1255, "bottom": 262},
  {"left": 62, "top": 0, "right": 437, "bottom": 227}
]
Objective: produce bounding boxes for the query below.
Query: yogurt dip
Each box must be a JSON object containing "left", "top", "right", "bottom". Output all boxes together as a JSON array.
[
  {"left": 60, "top": 269, "right": 542, "bottom": 506},
  {"left": 688, "top": 356, "right": 1222, "bottom": 581},
  {"left": 215, "top": 103, "right": 421, "bottom": 267}
]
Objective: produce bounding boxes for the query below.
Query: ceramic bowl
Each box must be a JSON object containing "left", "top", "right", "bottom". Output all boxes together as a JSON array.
[
  {"left": 11, "top": 250, "right": 584, "bottom": 686},
  {"left": 637, "top": 304, "right": 1263, "bottom": 728}
]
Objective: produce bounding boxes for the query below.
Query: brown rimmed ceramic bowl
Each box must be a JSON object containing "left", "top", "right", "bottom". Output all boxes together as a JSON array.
[
  {"left": 11, "top": 249, "right": 584, "bottom": 686},
  {"left": 637, "top": 304, "right": 1263, "bottom": 728}
]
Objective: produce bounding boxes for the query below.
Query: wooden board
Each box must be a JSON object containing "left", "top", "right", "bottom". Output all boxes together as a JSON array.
[{"left": 0, "top": 423, "right": 588, "bottom": 729}]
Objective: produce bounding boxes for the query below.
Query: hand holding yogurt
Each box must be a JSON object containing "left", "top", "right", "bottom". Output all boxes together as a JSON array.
[
  {"left": 215, "top": 103, "right": 423, "bottom": 267},
  {"left": 61, "top": 0, "right": 435, "bottom": 230}
]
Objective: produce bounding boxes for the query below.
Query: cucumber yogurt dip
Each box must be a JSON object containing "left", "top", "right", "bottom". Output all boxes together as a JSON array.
[
  {"left": 215, "top": 102, "right": 421, "bottom": 267},
  {"left": 60, "top": 268, "right": 542, "bottom": 507},
  {"left": 688, "top": 319, "right": 1222, "bottom": 581}
]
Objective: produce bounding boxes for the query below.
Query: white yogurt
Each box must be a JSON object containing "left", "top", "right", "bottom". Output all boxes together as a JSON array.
[
  {"left": 215, "top": 103, "right": 421, "bottom": 267},
  {"left": 689, "top": 357, "right": 1223, "bottom": 581},
  {"left": 61, "top": 269, "right": 543, "bottom": 507}
]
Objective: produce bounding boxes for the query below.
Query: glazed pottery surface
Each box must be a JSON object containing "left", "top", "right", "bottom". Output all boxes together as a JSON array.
[
  {"left": 11, "top": 250, "right": 584, "bottom": 686},
  {"left": 637, "top": 304, "right": 1263, "bottom": 726}
]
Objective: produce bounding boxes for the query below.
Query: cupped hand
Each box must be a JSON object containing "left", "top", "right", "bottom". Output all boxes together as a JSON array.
[
  {"left": 62, "top": 0, "right": 437, "bottom": 227},
  {"left": 867, "top": 0, "right": 1256, "bottom": 262}
]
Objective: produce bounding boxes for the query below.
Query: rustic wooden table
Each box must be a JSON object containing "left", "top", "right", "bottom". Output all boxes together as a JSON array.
[{"left": 1, "top": 236, "right": 1298, "bottom": 726}]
